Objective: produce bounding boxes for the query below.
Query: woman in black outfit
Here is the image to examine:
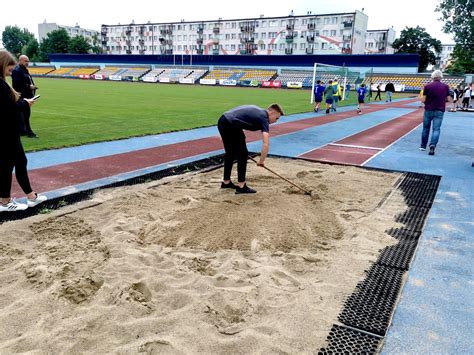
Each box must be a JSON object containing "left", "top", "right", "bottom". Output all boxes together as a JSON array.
[{"left": 0, "top": 50, "right": 47, "bottom": 212}]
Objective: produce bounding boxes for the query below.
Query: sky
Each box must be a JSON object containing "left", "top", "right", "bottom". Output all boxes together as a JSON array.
[{"left": 0, "top": 0, "right": 454, "bottom": 46}]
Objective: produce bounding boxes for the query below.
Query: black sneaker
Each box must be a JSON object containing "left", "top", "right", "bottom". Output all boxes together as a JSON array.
[
  {"left": 326, "top": 109, "right": 330, "bottom": 114},
  {"left": 429, "top": 145, "right": 435, "bottom": 155},
  {"left": 235, "top": 184, "right": 256, "bottom": 194},
  {"left": 27, "top": 133, "right": 38, "bottom": 138},
  {"left": 221, "top": 181, "right": 237, "bottom": 189}
]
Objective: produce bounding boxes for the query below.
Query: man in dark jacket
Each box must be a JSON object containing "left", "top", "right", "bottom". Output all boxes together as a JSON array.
[
  {"left": 12, "top": 55, "right": 38, "bottom": 138},
  {"left": 385, "top": 81, "right": 395, "bottom": 102}
]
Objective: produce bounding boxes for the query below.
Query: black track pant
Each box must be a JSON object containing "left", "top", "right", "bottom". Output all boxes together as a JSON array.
[
  {"left": 217, "top": 116, "right": 248, "bottom": 183},
  {"left": 0, "top": 142, "right": 33, "bottom": 198}
]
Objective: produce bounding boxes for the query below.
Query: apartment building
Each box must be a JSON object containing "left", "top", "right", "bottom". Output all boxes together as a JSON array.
[
  {"left": 38, "top": 21, "right": 99, "bottom": 43},
  {"left": 364, "top": 28, "right": 396, "bottom": 54},
  {"left": 100, "top": 10, "right": 368, "bottom": 55}
]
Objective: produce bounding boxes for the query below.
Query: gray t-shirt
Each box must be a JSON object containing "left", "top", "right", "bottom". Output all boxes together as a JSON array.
[{"left": 223, "top": 105, "right": 270, "bottom": 132}]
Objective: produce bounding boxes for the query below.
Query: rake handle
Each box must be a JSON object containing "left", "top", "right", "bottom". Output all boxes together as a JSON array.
[{"left": 248, "top": 156, "right": 311, "bottom": 195}]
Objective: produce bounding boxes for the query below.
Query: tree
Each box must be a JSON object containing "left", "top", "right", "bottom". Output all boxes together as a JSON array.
[
  {"left": 39, "top": 29, "right": 71, "bottom": 60},
  {"left": 68, "top": 36, "right": 91, "bottom": 53},
  {"left": 2, "top": 25, "right": 35, "bottom": 56},
  {"left": 22, "top": 38, "right": 40, "bottom": 61},
  {"left": 392, "top": 26, "right": 442, "bottom": 72},
  {"left": 436, "top": 0, "right": 474, "bottom": 74},
  {"left": 90, "top": 33, "right": 102, "bottom": 54}
]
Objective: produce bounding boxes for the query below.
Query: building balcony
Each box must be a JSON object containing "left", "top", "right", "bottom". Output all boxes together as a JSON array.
[
  {"left": 196, "top": 49, "right": 204, "bottom": 54},
  {"left": 240, "top": 37, "right": 255, "bottom": 44},
  {"left": 306, "top": 48, "right": 314, "bottom": 54},
  {"left": 307, "top": 36, "right": 315, "bottom": 43},
  {"left": 197, "top": 26, "right": 204, "bottom": 34},
  {"left": 196, "top": 38, "right": 203, "bottom": 45},
  {"left": 343, "top": 21, "right": 353, "bottom": 28},
  {"left": 343, "top": 35, "right": 352, "bottom": 41},
  {"left": 240, "top": 25, "right": 256, "bottom": 32},
  {"left": 213, "top": 27, "right": 220, "bottom": 34},
  {"left": 126, "top": 50, "right": 132, "bottom": 54},
  {"left": 307, "top": 23, "right": 316, "bottom": 30},
  {"left": 212, "top": 38, "right": 219, "bottom": 44},
  {"left": 125, "top": 30, "right": 132, "bottom": 36},
  {"left": 285, "top": 48, "right": 293, "bottom": 55},
  {"left": 286, "top": 24, "right": 294, "bottom": 31}
]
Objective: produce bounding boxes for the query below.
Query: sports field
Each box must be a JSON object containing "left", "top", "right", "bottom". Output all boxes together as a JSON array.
[{"left": 20, "top": 78, "right": 413, "bottom": 151}]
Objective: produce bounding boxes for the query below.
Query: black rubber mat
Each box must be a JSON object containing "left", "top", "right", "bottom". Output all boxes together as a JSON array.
[
  {"left": 377, "top": 240, "right": 418, "bottom": 271},
  {"left": 385, "top": 227, "right": 422, "bottom": 241},
  {"left": 318, "top": 324, "right": 382, "bottom": 355},
  {"left": 337, "top": 264, "right": 405, "bottom": 336},
  {"left": 0, "top": 154, "right": 226, "bottom": 224}
]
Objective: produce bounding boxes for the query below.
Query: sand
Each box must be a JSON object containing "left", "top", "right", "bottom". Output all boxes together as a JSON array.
[{"left": 0, "top": 158, "right": 405, "bottom": 353}]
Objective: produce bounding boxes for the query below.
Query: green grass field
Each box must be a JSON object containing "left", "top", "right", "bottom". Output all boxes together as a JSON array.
[{"left": 20, "top": 78, "right": 414, "bottom": 152}]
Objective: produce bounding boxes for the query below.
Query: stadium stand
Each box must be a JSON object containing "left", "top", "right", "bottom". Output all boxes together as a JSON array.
[
  {"left": 141, "top": 68, "right": 166, "bottom": 81},
  {"left": 48, "top": 67, "right": 76, "bottom": 76},
  {"left": 204, "top": 68, "right": 277, "bottom": 82},
  {"left": 93, "top": 67, "right": 122, "bottom": 78},
  {"left": 115, "top": 67, "right": 151, "bottom": 79},
  {"left": 363, "top": 73, "right": 464, "bottom": 91},
  {"left": 185, "top": 69, "right": 208, "bottom": 82},
  {"left": 47, "top": 67, "right": 99, "bottom": 77},
  {"left": 28, "top": 66, "right": 55, "bottom": 75},
  {"left": 275, "top": 70, "right": 313, "bottom": 87}
]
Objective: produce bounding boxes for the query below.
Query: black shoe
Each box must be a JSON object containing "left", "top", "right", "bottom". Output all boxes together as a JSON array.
[
  {"left": 429, "top": 145, "right": 435, "bottom": 155},
  {"left": 235, "top": 184, "right": 256, "bottom": 194},
  {"left": 221, "top": 181, "right": 237, "bottom": 189},
  {"left": 326, "top": 109, "right": 330, "bottom": 114},
  {"left": 27, "top": 133, "right": 38, "bottom": 138}
]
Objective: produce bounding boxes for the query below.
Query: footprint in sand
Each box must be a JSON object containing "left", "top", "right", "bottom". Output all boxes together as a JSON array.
[{"left": 270, "top": 270, "right": 302, "bottom": 292}]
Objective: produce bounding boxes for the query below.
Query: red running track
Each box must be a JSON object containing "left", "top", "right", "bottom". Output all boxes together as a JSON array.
[{"left": 300, "top": 108, "right": 423, "bottom": 165}]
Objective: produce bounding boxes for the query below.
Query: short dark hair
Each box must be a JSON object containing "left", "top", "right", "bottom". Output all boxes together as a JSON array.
[{"left": 268, "top": 103, "right": 285, "bottom": 116}]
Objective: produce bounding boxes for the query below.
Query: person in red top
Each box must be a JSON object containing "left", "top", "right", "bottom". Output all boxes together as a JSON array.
[{"left": 419, "top": 70, "right": 451, "bottom": 156}]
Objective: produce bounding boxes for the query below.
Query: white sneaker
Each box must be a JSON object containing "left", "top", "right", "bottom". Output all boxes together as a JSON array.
[
  {"left": 27, "top": 193, "right": 47, "bottom": 207},
  {"left": 0, "top": 199, "right": 28, "bottom": 212}
]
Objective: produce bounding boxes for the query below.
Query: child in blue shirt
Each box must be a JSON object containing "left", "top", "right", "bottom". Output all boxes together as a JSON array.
[
  {"left": 313, "top": 80, "right": 325, "bottom": 112},
  {"left": 356, "top": 84, "right": 367, "bottom": 114}
]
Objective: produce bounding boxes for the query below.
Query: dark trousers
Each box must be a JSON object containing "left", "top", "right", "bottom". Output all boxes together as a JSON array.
[
  {"left": 0, "top": 143, "right": 33, "bottom": 198},
  {"left": 375, "top": 91, "right": 382, "bottom": 100},
  {"left": 19, "top": 110, "right": 34, "bottom": 135},
  {"left": 217, "top": 116, "right": 248, "bottom": 183}
]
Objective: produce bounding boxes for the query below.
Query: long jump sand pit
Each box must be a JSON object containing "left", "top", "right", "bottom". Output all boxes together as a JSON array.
[{"left": 0, "top": 157, "right": 407, "bottom": 353}]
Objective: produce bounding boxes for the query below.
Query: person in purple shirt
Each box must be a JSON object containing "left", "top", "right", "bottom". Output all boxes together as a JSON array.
[
  {"left": 313, "top": 80, "right": 325, "bottom": 112},
  {"left": 420, "top": 70, "right": 451, "bottom": 156},
  {"left": 217, "top": 104, "right": 285, "bottom": 194}
]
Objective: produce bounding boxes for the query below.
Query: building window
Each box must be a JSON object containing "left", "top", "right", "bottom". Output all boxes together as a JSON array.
[
  {"left": 300, "top": 43, "right": 305, "bottom": 49},
  {"left": 232, "top": 33, "right": 236, "bottom": 39},
  {"left": 232, "top": 22, "right": 236, "bottom": 28},
  {"left": 323, "top": 30, "right": 329, "bottom": 36},
  {"left": 324, "top": 17, "right": 330, "bottom": 24},
  {"left": 279, "top": 43, "right": 285, "bottom": 50},
  {"left": 332, "top": 17, "right": 338, "bottom": 24},
  {"left": 261, "top": 32, "right": 266, "bottom": 39},
  {"left": 226, "top": 34, "right": 230, "bottom": 39},
  {"left": 261, "top": 21, "right": 266, "bottom": 27},
  {"left": 183, "top": 35, "right": 187, "bottom": 40},
  {"left": 231, "top": 44, "right": 235, "bottom": 50},
  {"left": 330, "top": 30, "right": 336, "bottom": 37},
  {"left": 260, "top": 43, "right": 266, "bottom": 49}
]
